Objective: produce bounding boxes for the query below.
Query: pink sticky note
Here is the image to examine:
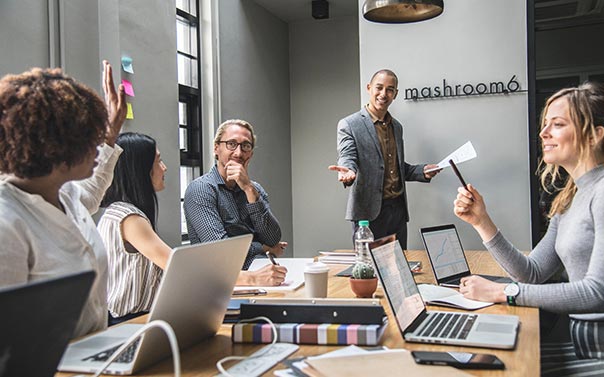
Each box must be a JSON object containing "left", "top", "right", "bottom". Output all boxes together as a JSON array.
[{"left": 122, "top": 79, "right": 135, "bottom": 97}]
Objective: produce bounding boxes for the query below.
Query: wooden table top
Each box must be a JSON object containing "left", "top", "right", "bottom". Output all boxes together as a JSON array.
[{"left": 57, "top": 250, "right": 539, "bottom": 376}]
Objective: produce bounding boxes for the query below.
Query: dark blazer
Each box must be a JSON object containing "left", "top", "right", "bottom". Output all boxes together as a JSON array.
[{"left": 336, "top": 107, "right": 428, "bottom": 222}]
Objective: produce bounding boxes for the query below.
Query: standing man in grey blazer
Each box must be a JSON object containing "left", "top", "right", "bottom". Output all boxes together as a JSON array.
[{"left": 329, "top": 69, "right": 440, "bottom": 248}]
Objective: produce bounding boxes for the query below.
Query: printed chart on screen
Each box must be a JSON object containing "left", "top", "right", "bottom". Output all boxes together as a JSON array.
[{"left": 423, "top": 229, "right": 468, "bottom": 277}]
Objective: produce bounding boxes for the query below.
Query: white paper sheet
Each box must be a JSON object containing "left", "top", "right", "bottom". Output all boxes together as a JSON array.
[
  {"left": 425, "top": 141, "right": 477, "bottom": 172},
  {"left": 234, "top": 258, "right": 314, "bottom": 291}
]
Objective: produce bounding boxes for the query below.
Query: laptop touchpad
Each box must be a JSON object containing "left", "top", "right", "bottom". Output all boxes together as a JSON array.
[
  {"left": 76, "top": 336, "right": 124, "bottom": 349},
  {"left": 475, "top": 322, "right": 514, "bottom": 333}
]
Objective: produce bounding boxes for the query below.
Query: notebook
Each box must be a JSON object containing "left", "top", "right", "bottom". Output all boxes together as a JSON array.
[
  {"left": 420, "top": 224, "right": 512, "bottom": 287},
  {"left": 369, "top": 235, "right": 519, "bottom": 349},
  {"left": 0, "top": 270, "right": 95, "bottom": 377},
  {"left": 58, "top": 234, "right": 252, "bottom": 375}
]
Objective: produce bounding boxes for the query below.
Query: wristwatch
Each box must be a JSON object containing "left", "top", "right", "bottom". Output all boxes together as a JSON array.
[{"left": 504, "top": 282, "right": 519, "bottom": 306}]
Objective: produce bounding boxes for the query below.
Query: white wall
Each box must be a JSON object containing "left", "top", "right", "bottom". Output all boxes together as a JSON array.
[
  {"left": 290, "top": 16, "right": 360, "bottom": 257},
  {"left": 359, "top": 0, "right": 532, "bottom": 250},
  {"left": 217, "top": 0, "right": 294, "bottom": 255}
]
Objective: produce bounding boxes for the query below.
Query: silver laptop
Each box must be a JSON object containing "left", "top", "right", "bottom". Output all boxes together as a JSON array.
[
  {"left": 420, "top": 224, "right": 511, "bottom": 287},
  {"left": 58, "top": 234, "right": 252, "bottom": 375},
  {"left": 369, "top": 235, "right": 519, "bottom": 349}
]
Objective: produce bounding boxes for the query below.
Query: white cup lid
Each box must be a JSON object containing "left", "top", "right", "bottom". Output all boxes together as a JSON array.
[{"left": 304, "top": 262, "right": 329, "bottom": 273}]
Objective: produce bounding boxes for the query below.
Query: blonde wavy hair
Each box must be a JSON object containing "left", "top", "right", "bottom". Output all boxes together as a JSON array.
[{"left": 539, "top": 82, "right": 604, "bottom": 217}]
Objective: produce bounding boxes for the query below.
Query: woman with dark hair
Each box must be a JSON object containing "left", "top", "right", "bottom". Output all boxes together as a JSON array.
[
  {"left": 453, "top": 82, "right": 604, "bottom": 375},
  {"left": 98, "top": 132, "right": 169, "bottom": 325},
  {"left": 101, "top": 131, "right": 289, "bottom": 325},
  {"left": 0, "top": 61, "right": 126, "bottom": 338}
]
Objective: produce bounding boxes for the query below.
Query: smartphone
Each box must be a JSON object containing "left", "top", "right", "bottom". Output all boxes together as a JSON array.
[
  {"left": 411, "top": 351, "right": 505, "bottom": 370},
  {"left": 232, "top": 288, "right": 267, "bottom": 296}
]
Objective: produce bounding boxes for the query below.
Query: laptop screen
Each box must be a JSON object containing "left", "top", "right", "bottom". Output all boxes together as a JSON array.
[
  {"left": 369, "top": 236, "right": 425, "bottom": 332},
  {"left": 420, "top": 224, "right": 470, "bottom": 280}
]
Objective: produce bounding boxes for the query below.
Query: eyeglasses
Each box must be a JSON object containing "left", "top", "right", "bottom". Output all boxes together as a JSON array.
[{"left": 217, "top": 140, "right": 254, "bottom": 152}]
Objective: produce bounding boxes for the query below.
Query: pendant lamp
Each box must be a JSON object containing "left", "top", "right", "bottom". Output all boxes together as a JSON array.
[{"left": 363, "top": 0, "right": 444, "bottom": 23}]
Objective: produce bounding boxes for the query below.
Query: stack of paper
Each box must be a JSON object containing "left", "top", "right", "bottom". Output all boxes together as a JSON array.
[{"left": 318, "top": 251, "right": 356, "bottom": 265}]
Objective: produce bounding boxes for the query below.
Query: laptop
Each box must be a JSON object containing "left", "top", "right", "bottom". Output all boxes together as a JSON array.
[
  {"left": 420, "top": 224, "right": 512, "bottom": 287},
  {"left": 0, "top": 270, "right": 95, "bottom": 377},
  {"left": 58, "top": 234, "right": 252, "bottom": 375},
  {"left": 369, "top": 235, "right": 519, "bottom": 349}
]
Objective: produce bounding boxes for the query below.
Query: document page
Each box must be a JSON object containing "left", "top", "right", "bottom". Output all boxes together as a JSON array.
[
  {"left": 235, "top": 258, "right": 313, "bottom": 291},
  {"left": 418, "top": 284, "right": 493, "bottom": 310},
  {"left": 425, "top": 141, "right": 477, "bottom": 172}
]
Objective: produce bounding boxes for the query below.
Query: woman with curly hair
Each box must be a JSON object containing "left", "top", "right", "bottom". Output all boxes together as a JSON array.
[
  {"left": 0, "top": 61, "right": 126, "bottom": 338},
  {"left": 453, "top": 82, "right": 604, "bottom": 375}
]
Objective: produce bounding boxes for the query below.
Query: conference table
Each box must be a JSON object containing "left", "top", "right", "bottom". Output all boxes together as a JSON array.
[{"left": 57, "top": 250, "right": 539, "bottom": 376}]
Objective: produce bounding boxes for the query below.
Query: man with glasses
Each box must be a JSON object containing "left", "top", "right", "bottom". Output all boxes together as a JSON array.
[{"left": 184, "top": 119, "right": 288, "bottom": 286}]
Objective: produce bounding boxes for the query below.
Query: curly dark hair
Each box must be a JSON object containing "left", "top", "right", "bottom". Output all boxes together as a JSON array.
[{"left": 0, "top": 67, "right": 107, "bottom": 178}]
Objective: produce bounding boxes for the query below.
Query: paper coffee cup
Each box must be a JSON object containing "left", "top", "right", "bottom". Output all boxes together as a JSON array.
[{"left": 304, "top": 262, "right": 329, "bottom": 298}]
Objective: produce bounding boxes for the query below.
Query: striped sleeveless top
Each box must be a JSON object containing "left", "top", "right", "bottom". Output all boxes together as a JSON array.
[{"left": 98, "top": 202, "right": 163, "bottom": 317}]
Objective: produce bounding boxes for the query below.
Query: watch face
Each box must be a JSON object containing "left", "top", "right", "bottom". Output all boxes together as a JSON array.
[{"left": 504, "top": 283, "right": 519, "bottom": 296}]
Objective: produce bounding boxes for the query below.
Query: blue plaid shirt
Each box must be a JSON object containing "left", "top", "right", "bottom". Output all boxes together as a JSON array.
[{"left": 183, "top": 165, "right": 282, "bottom": 269}]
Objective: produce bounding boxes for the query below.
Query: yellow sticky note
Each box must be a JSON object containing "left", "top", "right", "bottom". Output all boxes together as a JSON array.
[{"left": 126, "top": 103, "right": 134, "bottom": 119}]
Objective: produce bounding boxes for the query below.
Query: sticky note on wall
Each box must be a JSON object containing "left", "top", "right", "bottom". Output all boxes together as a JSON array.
[
  {"left": 122, "top": 79, "right": 135, "bottom": 97},
  {"left": 121, "top": 56, "right": 134, "bottom": 74}
]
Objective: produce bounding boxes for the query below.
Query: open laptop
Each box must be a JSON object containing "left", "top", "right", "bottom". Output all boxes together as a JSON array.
[
  {"left": 369, "top": 235, "right": 519, "bottom": 349},
  {"left": 0, "top": 270, "right": 95, "bottom": 377},
  {"left": 420, "top": 224, "right": 511, "bottom": 287},
  {"left": 58, "top": 234, "right": 252, "bottom": 375}
]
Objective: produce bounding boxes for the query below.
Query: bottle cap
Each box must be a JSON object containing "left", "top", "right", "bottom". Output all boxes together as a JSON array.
[{"left": 358, "top": 220, "right": 369, "bottom": 227}]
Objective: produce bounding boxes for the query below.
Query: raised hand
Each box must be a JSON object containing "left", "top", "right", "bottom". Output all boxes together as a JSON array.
[
  {"left": 102, "top": 60, "right": 127, "bottom": 146},
  {"left": 453, "top": 184, "right": 498, "bottom": 241}
]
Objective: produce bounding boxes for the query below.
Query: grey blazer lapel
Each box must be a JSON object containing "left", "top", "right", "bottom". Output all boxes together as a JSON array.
[{"left": 359, "top": 108, "right": 383, "bottom": 160}]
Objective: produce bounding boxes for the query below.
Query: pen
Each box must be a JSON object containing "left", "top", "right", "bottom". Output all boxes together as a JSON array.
[
  {"left": 266, "top": 251, "right": 279, "bottom": 265},
  {"left": 449, "top": 159, "right": 473, "bottom": 201}
]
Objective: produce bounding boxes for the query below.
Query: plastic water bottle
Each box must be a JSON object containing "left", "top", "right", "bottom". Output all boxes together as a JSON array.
[{"left": 354, "top": 220, "right": 374, "bottom": 265}]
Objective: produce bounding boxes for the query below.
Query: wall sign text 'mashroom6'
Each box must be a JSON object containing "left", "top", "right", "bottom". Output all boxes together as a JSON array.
[{"left": 403, "top": 75, "right": 525, "bottom": 101}]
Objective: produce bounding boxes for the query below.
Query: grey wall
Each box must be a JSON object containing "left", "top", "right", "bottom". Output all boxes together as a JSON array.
[
  {"left": 289, "top": 17, "right": 360, "bottom": 257},
  {"left": 0, "top": 0, "right": 51, "bottom": 75},
  {"left": 0, "top": 0, "right": 182, "bottom": 247},
  {"left": 359, "top": 0, "right": 532, "bottom": 251},
  {"left": 217, "top": 0, "right": 294, "bottom": 255},
  {"left": 116, "top": 0, "right": 181, "bottom": 247}
]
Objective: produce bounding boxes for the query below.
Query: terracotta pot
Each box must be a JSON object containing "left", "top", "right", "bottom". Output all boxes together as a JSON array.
[{"left": 349, "top": 277, "right": 378, "bottom": 298}]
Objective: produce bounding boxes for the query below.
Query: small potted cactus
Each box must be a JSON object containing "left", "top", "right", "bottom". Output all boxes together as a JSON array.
[{"left": 349, "top": 262, "right": 378, "bottom": 298}]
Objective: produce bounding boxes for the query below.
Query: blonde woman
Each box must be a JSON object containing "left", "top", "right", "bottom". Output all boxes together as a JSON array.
[{"left": 454, "top": 82, "right": 604, "bottom": 376}]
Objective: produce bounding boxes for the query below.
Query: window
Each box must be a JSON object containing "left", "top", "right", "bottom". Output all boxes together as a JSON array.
[{"left": 176, "top": 0, "right": 202, "bottom": 241}]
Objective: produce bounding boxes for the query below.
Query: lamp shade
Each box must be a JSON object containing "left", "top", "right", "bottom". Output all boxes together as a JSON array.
[{"left": 363, "top": 0, "right": 444, "bottom": 23}]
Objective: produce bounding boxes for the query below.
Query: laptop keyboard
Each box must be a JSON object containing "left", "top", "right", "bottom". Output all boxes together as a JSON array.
[
  {"left": 83, "top": 338, "right": 141, "bottom": 364},
  {"left": 419, "top": 312, "right": 477, "bottom": 339}
]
